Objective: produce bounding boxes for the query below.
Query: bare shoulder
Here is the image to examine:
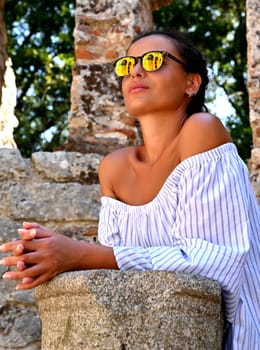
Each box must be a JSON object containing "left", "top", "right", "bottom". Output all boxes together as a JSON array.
[
  {"left": 179, "top": 112, "right": 233, "bottom": 161},
  {"left": 98, "top": 147, "right": 135, "bottom": 197}
]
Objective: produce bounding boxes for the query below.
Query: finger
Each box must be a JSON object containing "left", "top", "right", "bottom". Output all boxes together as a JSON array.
[
  {"left": 0, "top": 241, "right": 23, "bottom": 253},
  {"left": 14, "top": 243, "right": 25, "bottom": 256},
  {"left": 16, "top": 272, "right": 52, "bottom": 290},
  {"left": 2, "top": 270, "right": 22, "bottom": 280},
  {"left": 22, "top": 277, "right": 35, "bottom": 284},
  {"left": 5, "top": 262, "right": 55, "bottom": 290},
  {"left": 2, "top": 262, "right": 39, "bottom": 281},
  {"left": 18, "top": 227, "right": 54, "bottom": 240},
  {"left": 22, "top": 222, "right": 42, "bottom": 229},
  {"left": 17, "top": 260, "right": 26, "bottom": 271},
  {"left": 18, "top": 228, "right": 37, "bottom": 240},
  {"left": 20, "top": 222, "right": 46, "bottom": 240},
  {"left": 0, "top": 254, "right": 23, "bottom": 267},
  {"left": 16, "top": 250, "right": 38, "bottom": 266},
  {"left": 1, "top": 247, "right": 37, "bottom": 267}
]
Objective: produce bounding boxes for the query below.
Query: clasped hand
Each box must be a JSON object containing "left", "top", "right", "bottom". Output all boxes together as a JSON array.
[{"left": 0, "top": 222, "right": 78, "bottom": 290}]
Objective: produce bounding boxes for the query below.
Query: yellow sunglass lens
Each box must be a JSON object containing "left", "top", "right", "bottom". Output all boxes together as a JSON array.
[
  {"left": 143, "top": 52, "right": 163, "bottom": 71},
  {"left": 115, "top": 58, "right": 135, "bottom": 77},
  {"left": 114, "top": 52, "right": 165, "bottom": 76}
]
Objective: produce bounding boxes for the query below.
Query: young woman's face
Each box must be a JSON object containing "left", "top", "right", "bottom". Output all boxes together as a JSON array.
[{"left": 122, "top": 34, "right": 191, "bottom": 117}]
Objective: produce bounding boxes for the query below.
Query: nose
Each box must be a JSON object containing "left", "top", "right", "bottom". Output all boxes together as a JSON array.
[{"left": 130, "top": 59, "right": 145, "bottom": 78}]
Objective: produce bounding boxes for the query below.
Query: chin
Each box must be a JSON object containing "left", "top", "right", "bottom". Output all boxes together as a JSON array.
[{"left": 125, "top": 101, "right": 153, "bottom": 117}]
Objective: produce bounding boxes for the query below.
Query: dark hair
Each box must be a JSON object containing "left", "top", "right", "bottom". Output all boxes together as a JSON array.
[{"left": 131, "top": 28, "right": 209, "bottom": 117}]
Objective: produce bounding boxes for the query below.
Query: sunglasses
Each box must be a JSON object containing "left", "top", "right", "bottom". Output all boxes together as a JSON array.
[{"left": 114, "top": 50, "right": 185, "bottom": 77}]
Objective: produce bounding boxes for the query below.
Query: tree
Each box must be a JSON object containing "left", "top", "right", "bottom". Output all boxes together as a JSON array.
[
  {"left": 4, "top": 0, "right": 75, "bottom": 157},
  {"left": 153, "top": 0, "right": 251, "bottom": 161},
  {"left": 4, "top": 0, "right": 251, "bottom": 161}
]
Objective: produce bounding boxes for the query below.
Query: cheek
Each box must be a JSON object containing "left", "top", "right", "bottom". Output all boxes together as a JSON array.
[
  {"left": 121, "top": 78, "right": 128, "bottom": 98},
  {"left": 159, "top": 73, "right": 187, "bottom": 97}
]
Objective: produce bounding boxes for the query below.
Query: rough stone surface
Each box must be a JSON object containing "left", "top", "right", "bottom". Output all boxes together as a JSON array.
[
  {"left": 150, "top": 0, "right": 174, "bottom": 11},
  {"left": 0, "top": 148, "right": 101, "bottom": 238},
  {"left": 0, "top": 148, "right": 101, "bottom": 349},
  {"left": 0, "top": 278, "right": 41, "bottom": 350},
  {"left": 35, "top": 270, "right": 224, "bottom": 350},
  {"left": 66, "top": 0, "right": 154, "bottom": 154},
  {"left": 0, "top": 0, "right": 259, "bottom": 348},
  {"left": 247, "top": 0, "right": 260, "bottom": 201}
]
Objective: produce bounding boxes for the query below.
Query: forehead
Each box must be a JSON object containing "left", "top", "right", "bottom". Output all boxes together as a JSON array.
[{"left": 127, "top": 34, "right": 178, "bottom": 56}]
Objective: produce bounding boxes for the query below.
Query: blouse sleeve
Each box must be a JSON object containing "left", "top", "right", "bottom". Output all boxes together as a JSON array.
[{"left": 100, "top": 146, "right": 254, "bottom": 322}]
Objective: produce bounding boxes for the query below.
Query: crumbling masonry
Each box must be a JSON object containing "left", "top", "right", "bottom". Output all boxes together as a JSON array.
[{"left": 0, "top": 0, "right": 259, "bottom": 349}]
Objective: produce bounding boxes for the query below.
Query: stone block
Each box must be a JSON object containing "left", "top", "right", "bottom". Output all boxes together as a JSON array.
[
  {"left": 32, "top": 151, "right": 102, "bottom": 184},
  {"left": 7, "top": 182, "right": 100, "bottom": 222},
  {"left": 0, "top": 149, "right": 28, "bottom": 180},
  {"left": 0, "top": 218, "right": 21, "bottom": 244},
  {"left": 35, "top": 270, "right": 224, "bottom": 350},
  {"left": 0, "top": 279, "right": 41, "bottom": 350}
]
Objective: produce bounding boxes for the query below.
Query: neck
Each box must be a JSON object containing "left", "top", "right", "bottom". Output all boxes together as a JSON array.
[{"left": 137, "top": 110, "right": 187, "bottom": 164}]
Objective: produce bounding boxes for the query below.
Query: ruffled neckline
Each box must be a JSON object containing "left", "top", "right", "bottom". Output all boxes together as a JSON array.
[{"left": 101, "top": 142, "right": 237, "bottom": 212}]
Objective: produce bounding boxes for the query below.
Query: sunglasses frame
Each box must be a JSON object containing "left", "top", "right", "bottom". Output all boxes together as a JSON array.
[{"left": 114, "top": 50, "right": 186, "bottom": 77}]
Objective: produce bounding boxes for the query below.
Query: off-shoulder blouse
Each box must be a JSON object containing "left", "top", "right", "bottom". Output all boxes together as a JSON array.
[{"left": 98, "top": 143, "right": 260, "bottom": 349}]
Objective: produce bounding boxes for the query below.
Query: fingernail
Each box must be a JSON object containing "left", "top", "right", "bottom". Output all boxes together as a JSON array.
[
  {"left": 2, "top": 273, "right": 10, "bottom": 279},
  {"left": 17, "top": 243, "right": 24, "bottom": 251},
  {"left": 18, "top": 229, "right": 27, "bottom": 234},
  {"left": 17, "top": 260, "right": 25, "bottom": 269},
  {"left": 18, "top": 228, "right": 36, "bottom": 237},
  {"left": 0, "top": 259, "right": 6, "bottom": 265},
  {"left": 0, "top": 244, "right": 6, "bottom": 252},
  {"left": 23, "top": 222, "right": 32, "bottom": 228},
  {"left": 29, "top": 229, "right": 36, "bottom": 237}
]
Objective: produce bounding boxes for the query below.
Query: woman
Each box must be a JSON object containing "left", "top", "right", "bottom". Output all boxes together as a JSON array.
[{"left": 1, "top": 29, "right": 259, "bottom": 349}]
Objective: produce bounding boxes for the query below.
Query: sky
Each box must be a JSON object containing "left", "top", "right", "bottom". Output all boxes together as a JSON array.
[{"left": 207, "top": 87, "right": 235, "bottom": 124}]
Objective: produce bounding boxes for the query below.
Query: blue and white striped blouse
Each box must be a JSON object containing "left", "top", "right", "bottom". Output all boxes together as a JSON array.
[{"left": 98, "top": 143, "right": 260, "bottom": 350}]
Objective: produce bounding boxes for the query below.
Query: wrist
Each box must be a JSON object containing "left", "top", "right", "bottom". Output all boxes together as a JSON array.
[{"left": 69, "top": 240, "right": 118, "bottom": 271}]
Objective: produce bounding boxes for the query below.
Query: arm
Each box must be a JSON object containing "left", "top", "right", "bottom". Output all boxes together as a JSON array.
[
  {"left": 0, "top": 147, "right": 131, "bottom": 290},
  {"left": 101, "top": 145, "right": 252, "bottom": 322}
]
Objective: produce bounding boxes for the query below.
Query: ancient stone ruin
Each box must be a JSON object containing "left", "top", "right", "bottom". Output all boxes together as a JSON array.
[
  {"left": 247, "top": 0, "right": 260, "bottom": 199},
  {"left": 0, "top": 0, "right": 259, "bottom": 349}
]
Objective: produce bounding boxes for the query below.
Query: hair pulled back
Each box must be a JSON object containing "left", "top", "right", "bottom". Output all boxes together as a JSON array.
[{"left": 131, "top": 28, "right": 209, "bottom": 117}]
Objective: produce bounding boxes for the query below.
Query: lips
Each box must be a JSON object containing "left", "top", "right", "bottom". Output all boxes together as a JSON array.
[{"left": 128, "top": 83, "right": 149, "bottom": 94}]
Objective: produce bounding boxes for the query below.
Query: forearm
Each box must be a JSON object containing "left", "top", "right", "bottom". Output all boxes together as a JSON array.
[{"left": 73, "top": 240, "right": 119, "bottom": 271}]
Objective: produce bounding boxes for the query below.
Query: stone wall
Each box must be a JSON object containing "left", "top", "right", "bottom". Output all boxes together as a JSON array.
[
  {"left": 0, "top": 0, "right": 259, "bottom": 349},
  {"left": 65, "top": 0, "right": 173, "bottom": 155},
  {"left": 0, "top": 148, "right": 102, "bottom": 349},
  {"left": 247, "top": 0, "right": 260, "bottom": 201},
  {"left": 65, "top": 0, "right": 154, "bottom": 155},
  {"left": 0, "top": 1, "right": 163, "bottom": 348}
]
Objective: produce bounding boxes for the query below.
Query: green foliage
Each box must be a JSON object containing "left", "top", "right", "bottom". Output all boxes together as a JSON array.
[
  {"left": 4, "top": 0, "right": 251, "bottom": 161},
  {"left": 153, "top": 0, "right": 251, "bottom": 161},
  {"left": 4, "top": 0, "right": 75, "bottom": 157}
]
